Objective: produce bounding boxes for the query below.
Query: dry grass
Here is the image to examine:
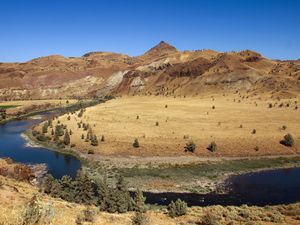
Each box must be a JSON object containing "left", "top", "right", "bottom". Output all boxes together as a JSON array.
[
  {"left": 0, "top": 175, "right": 300, "bottom": 224},
  {"left": 38, "top": 95, "right": 299, "bottom": 157}
]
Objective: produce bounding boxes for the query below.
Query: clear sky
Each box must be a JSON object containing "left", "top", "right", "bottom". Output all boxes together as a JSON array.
[{"left": 0, "top": 0, "right": 299, "bottom": 62}]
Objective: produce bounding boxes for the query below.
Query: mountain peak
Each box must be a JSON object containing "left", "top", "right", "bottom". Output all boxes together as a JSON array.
[{"left": 144, "top": 41, "right": 177, "bottom": 56}]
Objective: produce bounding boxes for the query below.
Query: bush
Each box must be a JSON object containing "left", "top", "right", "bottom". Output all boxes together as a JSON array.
[
  {"left": 184, "top": 141, "right": 196, "bottom": 153},
  {"left": 200, "top": 211, "right": 220, "bottom": 225},
  {"left": 101, "top": 135, "right": 105, "bottom": 142},
  {"left": 280, "top": 133, "right": 295, "bottom": 147},
  {"left": 133, "top": 138, "right": 140, "bottom": 148},
  {"left": 88, "top": 149, "right": 94, "bottom": 154},
  {"left": 155, "top": 121, "right": 159, "bottom": 126},
  {"left": 207, "top": 141, "right": 217, "bottom": 152},
  {"left": 22, "top": 196, "right": 42, "bottom": 225},
  {"left": 37, "top": 134, "right": 47, "bottom": 142},
  {"left": 252, "top": 129, "right": 256, "bottom": 134},
  {"left": 168, "top": 199, "right": 187, "bottom": 218},
  {"left": 132, "top": 212, "right": 148, "bottom": 225},
  {"left": 254, "top": 146, "right": 259, "bottom": 151}
]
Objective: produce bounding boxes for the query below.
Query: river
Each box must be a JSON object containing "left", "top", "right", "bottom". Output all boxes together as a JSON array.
[{"left": 0, "top": 114, "right": 300, "bottom": 206}]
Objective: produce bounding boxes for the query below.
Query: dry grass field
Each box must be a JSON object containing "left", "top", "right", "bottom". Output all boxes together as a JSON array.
[
  {"left": 36, "top": 95, "right": 299, "bottom": 158},
  {"left": 0, "top": 175, "right": 300, "bottom": 225}
]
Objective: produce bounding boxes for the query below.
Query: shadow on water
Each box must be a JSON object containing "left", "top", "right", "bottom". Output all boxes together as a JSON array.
[
  {"left": 142, "top": 167, "right": 300, "bottom": 206},
  {"left": 0, "top": 114, "right": 81, "bottom": 179}
]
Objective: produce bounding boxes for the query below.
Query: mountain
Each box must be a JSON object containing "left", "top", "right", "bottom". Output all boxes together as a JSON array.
[{"left": 0, "top": 41, "right": 299, "bottom": 100}]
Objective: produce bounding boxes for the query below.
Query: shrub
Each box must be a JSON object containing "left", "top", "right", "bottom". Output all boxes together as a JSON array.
[
  {"left": 81, "top": 134, "right": 84, "bottom": 139},
  {"left": 254, "top": 146, "right": 259, "bottom": 151},
  {"left": 37, "top": 134, "right": 47, "bottom": 142},
  {"left": 252, "top": 129, "right": 256, "bottom": 134},
  {"left": 88, "top": 149, "right": 94, "bottom": 154},
  {"left": 22, "top": 196, "right": 42, "bottom": 225},
  {"left": 42, "top": 122, "right": 48, "bottom": 134},
  {"left": 136, "top": 115, "right": 139, "bottom": 120},
  {"left": 282, "top": 125, "right": 287, "bottom": 130},
  {"left": 32, "top": 130, "right": 39, "bottom": 137},
  {"left": 269, "top": 103, "right": 273, "bottom": 108},
  {"left": 207, "top": 141, "right": 217, "bottom": 152},
  {"left": 101, "top": 135, "right": 105, "bottom": 142},
  {"left": 67, "top": 115, "right": 71, "bottom": 120},
  {"left": 132, "top": 212, "right": 148, "bottom": 225},
  {"left": 91, "top": 135, "right": 99, "bottom": 146},
  {"left": 133, "top": 138, "right": 140, "bottom": 148},
  {"left": 280, "top": 133, "right": 295, "bottom": 147},
  {"left": 168, "top": 199, "right": 187, "bottom": 218},
  {"left": 184, "top": 141, "right": 196, "bottom": 153},
  {"left": 212, "top": 105, "right": 215, "bottom": 109},
  {"left": 64, "top": 130, "right": 70, "bottom": 145},
  {"left": 165, "top": 104, "right": 168, "bottom": 108},
  {"left": 200, "top": 211, "right": 220, "bottom": 225},
  {"left": 155, "top": 121, "right": 159, "bottom": 126},
  {"left": 71, "top": 144, "right": 76, "bottom": 148}
]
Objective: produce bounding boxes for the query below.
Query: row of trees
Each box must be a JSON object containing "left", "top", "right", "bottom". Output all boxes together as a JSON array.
[
  {"left": 40, "top": 171, "right": 187, "bottom": 221},
  {"left": 40, "top": 172, "right": 147, "bottom": 214}
]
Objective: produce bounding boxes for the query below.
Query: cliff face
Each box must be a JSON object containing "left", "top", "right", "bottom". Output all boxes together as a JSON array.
[{"left": 0, "top": 42, "right": 299, "bottom": 100}]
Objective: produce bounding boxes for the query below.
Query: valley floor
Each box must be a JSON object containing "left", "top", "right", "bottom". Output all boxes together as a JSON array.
[{"left": 33, "top": 95, "right": 299, "bottom": 157}]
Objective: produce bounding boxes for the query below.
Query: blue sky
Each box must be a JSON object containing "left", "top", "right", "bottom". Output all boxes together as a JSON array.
[{"left": 0, "top": 0, "right": 299, "bottom": 62}]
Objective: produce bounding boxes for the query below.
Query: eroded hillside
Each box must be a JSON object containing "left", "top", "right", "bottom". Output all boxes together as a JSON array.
[{"left": 0, "top": 41, "right": 299, "bottom": 100}]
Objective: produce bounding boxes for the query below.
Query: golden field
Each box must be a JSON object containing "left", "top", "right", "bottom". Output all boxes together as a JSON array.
[{"left": 36, "top": 95, "right": 299, "bottom": 157}]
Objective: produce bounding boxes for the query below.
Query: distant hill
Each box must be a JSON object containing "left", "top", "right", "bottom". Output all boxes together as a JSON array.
[{"left": 0, "top": 41, "right": 299, "bottom": 100}]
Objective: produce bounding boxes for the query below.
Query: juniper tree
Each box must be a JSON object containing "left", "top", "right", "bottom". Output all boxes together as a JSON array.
[
  {"left": 133, "top": 189, "right": 147, "bottom": 213},
  {"left": 98, "top": 174, "right": 111, "bottom": 211},
  {"left": 115, "top": 175, "right": 132, "bottom": 213},
  {"left": 81, "top": 134, "right": 85, "bottom": 139},
  {"left": 101, "top": 135, "right": 105, "bottom": 142},
  {"left": 73, "top": 171, "right": 95, "bottom": 205},
  {"left": 133, "top": 138, "right": 140, "bottom": 148},
  {"left": 69, "top": 129, "right": 73, "bottom": 135},
  {"left": 50, "top": 180, "right": 62, "bottom": 198},
  {"left": 42, "top": 122, "right": 48, "bottom": 134},
  {"left": 91, "top": 135, "right": 99, "bottom": 146},
  {"left": 41, "top": 174, "right": 54, "bottom": 194},
  {"left": 59, "top": 175, "right": 74, "bottom": 201},
  {"left": 55, "top": 125, "right": 64, "bottom": 136},
  {"left": 64, "top": 129, "right": 70, "bottom": 145},
  {"left": 168, "top": 199, "right": 187, "bottom": 218},
  {"left": 51, "top": 129, "right": 54, "bottom": 136}
]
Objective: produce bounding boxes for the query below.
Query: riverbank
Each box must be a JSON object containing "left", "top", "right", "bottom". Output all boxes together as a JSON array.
[{"left": 24, "top": 127, "right": 300, "bottom": 194}]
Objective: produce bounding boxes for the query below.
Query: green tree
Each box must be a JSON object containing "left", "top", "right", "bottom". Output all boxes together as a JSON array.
[
  {"left": 184, "top": 140, "right": 196, "bottom": 152},
  {"left": 41, "top": 174, "right": 54, "bottom": 194},
  {"left": 133, "top": 138, "right": 140, "bottom": 148},
  {"left": 91, "top": 135, "right": 99, "bottom": 146},
  {"left": 42, "top": 122, "right": 48, "bottom": 134},
  {"left": 74, "top": 171, "right": 95, "bottom": 205},
  {"left": 115, "top": 175, "right": 132, "bottom": 213},
  {"left": 64, "top": 129, "right": 70, "bottom": 145},
  {"left": 50, "top": 180, "right": 62, "bottom": 198},
  {"left": 133, "top": 189, "right": 147, "bottom": 213},
  {"left": 280, "top": 133, "right": 295, "bottom": 147},
  {"left": 59, "top": 175, "right": 74, "bottom": 201},
  {"left": 168, "top": 199, "right": 187, "bottom": 218}
]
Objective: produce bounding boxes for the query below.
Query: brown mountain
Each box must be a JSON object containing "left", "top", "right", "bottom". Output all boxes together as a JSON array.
[{"left": 0, "top": 41, "right": 299, "bottom": 100}]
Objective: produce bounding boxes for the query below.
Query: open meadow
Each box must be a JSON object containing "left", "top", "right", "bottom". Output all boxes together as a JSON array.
[{"left": 34, "top": 95, "right": 299, "bottom": 158}]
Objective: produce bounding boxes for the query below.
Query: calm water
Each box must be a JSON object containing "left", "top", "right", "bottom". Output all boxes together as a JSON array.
[
  {"left": 143, "top": 167, "right": 300, "bottom": 206},
  {"left": 1, "top": 115, "right": 300, "bottom": 206},
  {"left": 0, "top": 115, "right": 81, "bottom": 179}
]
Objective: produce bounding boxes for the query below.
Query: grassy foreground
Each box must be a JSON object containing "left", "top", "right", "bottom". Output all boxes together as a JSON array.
[{"left": 0, "top": 175, "right": 300, "bottom": 225}]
